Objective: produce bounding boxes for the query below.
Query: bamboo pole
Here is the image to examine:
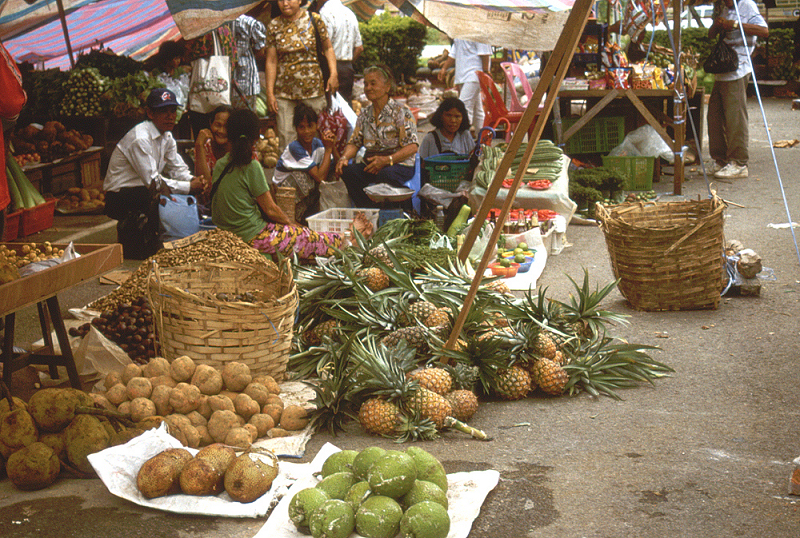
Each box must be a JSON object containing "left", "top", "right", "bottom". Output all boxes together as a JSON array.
[{"left": 443, "top": 0, "right": 596, "bottom": 356}]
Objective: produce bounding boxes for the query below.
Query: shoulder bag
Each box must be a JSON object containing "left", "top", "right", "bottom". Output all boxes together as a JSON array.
[
  {"left": 309, "top": 13, "right": 331, "bottom": 94},
  {"left": 187, "top": 30, "right": 231, "bottom": 113}
]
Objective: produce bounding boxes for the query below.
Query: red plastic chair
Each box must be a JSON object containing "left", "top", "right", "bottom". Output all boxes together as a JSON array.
[
  {"left": 477, "top": 71, "right": 527, "bottom": 142},
  {"left": 500, "top": 62, "right": 534, "bottom": 113}
]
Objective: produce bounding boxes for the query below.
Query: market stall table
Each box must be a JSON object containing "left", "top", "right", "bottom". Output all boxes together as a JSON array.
[
  {"left": 1, "top": 243, "right": 123, "bottom": 388},
  {"left": 552, "top": 88, "right": 687, "bottom": 194},
  {"left": 468, "top": 154, "right": 577, "bottom": 229}
]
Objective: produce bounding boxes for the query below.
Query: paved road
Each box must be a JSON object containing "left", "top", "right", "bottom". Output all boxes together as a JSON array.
[{"left": 2, "top": 97, "right": 800, "bottom": 538}]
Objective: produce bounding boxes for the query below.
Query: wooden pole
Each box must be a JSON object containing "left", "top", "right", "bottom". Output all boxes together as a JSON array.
[
  {"left": 56, "top": 0, "right": 76, "bottom": 68},
  {"left": 443, "top": 0, "right": 596, "bottom": 356}
]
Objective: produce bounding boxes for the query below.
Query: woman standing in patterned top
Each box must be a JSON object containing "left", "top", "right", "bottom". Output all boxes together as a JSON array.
[{"left": 265, "top": 0, "right": 338, "bottom": 149}]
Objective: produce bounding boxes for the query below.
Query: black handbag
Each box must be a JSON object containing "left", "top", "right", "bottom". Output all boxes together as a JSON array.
[{"left": 703, "top": 33, "right": 739, "bottom": 74}]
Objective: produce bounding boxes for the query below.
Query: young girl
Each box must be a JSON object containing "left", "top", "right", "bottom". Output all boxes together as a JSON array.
[
  {"left": 210, "top": 108, "right": 344, "bottom": 259},
  {"left": 272, "top": 104, "right": 335, "bottom": 224}
]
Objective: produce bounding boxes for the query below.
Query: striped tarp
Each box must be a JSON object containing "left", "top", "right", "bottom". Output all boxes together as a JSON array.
[
  {"left": 3, "top": 0, "right": 180, "bottom": 69},
  {"left": 0, "top": 0, "right": 95, "bottom": 41}
]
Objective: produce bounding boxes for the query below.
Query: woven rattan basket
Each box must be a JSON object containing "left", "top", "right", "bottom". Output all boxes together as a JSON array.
[
  {"left": 276, "top": 186, "right": 296, "bottom": 221},
  {"left": 595, "top": 196, "right": 726, "bottom": 311},
  {"left": 146, "top": 259, "right": 298, "bottom": 380}
]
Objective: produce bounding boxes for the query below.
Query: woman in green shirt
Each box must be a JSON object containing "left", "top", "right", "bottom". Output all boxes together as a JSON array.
[{"left": 210, "top": 109, "right": 343, "bottom": 258}]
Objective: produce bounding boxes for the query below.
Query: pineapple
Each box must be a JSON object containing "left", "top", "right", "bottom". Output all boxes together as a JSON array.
[
  {"left": 407, "top": 367, "right": 452, "bottom": 395},
  {"left": 494, "top": 365, "right": 531, "bottom": 400},
  {"left": 408, "top": 387, "right": 452, "bottom": 428},
  {"left": 359, "top": 398, "right": 400, "bottom": 436},
  {"left": 408, "top": 301, "right": 437, "bottom": 324},
  {"left": 424, "top": 307, "right": 451, "bottom": 329},
  {"left": 533, "top": 332, "right": 557, "bottom": 360},
  {"left": 382, "top": 326, "right": 428, "bottom": 349},
  {"left": 552, "top": 349, "right": 567, "bottom": 366},
  {"left": 353, "top": 338, "right": 452, "bottom": 436},
  {"left": 358, "top": 267, "right": 390, "bottom": 292},
  {"left": 530, "top": 358, "right": 568, "bottom": 396},
  {"left": 445, "top": 389, "right": 479, "bottom": 422},
  {"left": 366, "top": 245, "right": 394, "bottom": 268},
  {"left": 304, "top": 319, "right": 339, "bottom": 346},
  {"left": 484, "top": 280, "right": 511, "bottom": 295}
]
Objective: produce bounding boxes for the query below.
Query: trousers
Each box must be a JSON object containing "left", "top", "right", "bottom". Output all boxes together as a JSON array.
[{"left": 707, "top": 74, "right": 750, "bottom": 166}]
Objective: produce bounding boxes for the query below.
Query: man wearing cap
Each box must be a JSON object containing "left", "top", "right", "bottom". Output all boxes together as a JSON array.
[{"left": 104, "top": 88, "right": 205, "bottom": 259}]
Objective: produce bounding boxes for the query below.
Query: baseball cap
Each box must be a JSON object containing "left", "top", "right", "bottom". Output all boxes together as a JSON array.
[{"left": 146, "top": 88, "right": 180, "bottom": 109}]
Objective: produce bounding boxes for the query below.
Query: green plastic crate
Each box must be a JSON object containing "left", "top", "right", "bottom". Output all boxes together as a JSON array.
[
  {"left": 556, "top": 116, "right": 625, "bottom": 154},
  {"left": 423, "top": 153, "right": 471, "bottom": 192},
  {"left": 601, "top": 155, "right": 655, "bottom": 191}
]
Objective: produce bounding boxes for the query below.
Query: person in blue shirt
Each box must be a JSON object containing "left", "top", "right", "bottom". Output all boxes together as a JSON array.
[{"left": 272, "top": 103, "right": 335, "bottom": 224}]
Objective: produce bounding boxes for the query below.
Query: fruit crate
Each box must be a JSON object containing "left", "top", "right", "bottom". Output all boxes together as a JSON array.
[
  {"left": 556, "top": 116, "right": 625, "bottom": 155},
  {"left": 79, "top": 150, "right": 102, "bottom": 189},
  {"left": 20, "top": 198, "right": 56, "bottom": 237},
  {"left": 2, "top": 209, "right": 23, "bottom": 241},
  {"left": 602, "top": 155, "right": 656, "bottom": 191},
  {"left": 307, "top": 208, "right": 380, "bottom": 235}
]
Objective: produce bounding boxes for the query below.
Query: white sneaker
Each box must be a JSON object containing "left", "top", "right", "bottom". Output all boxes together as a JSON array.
[
  {"left": 714, "top": 163, "right": 748, "bottom": 179},
  {"left": 707, "top": 161, "right": 725, "bottom": 175}
]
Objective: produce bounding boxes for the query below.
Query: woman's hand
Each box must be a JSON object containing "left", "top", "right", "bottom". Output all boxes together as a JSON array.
[
  {"left": 268, "top": 95, "right": 279, "bottom": 114},
  {"left": 364, "top": 154, "right": 392, "bottom": 175},
  {"left": 326, "top": 72, "right": 339, "bottom": 96},
  {"left": 190, "top": 176, "right": 206, "bottom": 193}
]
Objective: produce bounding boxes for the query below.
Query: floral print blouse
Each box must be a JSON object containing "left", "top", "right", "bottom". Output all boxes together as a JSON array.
[
  {"left": 348, "top": 99, "right": 419, "bottom": 167},
  {"left": 266, "top": 10, "right": 329, "bottom": 100}
]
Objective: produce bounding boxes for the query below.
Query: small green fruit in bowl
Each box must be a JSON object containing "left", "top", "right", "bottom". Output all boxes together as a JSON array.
[
  {"left": 500, "top": 259, "right": 511, "bottom": 268},
  {"left": 517, "top": 242, "right": 528, "bottom": 250},
  {"left": 514, "top": 254, "right": 526, "bottom": 264}
]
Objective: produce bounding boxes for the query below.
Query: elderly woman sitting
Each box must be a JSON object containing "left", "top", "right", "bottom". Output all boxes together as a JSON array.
[{"left": 335, "top": 64, "right": 419, "bottom": 209}]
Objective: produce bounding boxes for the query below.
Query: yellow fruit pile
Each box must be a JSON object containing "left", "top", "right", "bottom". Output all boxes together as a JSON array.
[
  {"left": 255, "top": 128, "right": 281, "bottom": 169},
  {"left": 1, "top": 242, "right": 65, "bottom": 283},
  {"left": 58, "top": 187, "right": 105, "bottom": 212}
]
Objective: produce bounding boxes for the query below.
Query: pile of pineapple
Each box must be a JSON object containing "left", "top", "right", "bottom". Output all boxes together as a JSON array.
[{"left": 291, "top": 233, "right": 672, "bottom": 442}]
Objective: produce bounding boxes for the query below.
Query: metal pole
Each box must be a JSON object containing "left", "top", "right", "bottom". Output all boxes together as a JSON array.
[{"left": 56, "top": 0, "right": 76, "bottom": 68}]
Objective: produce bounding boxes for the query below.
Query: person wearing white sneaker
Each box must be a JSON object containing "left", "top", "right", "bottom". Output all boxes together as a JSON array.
[
  {"left": 707, "top": 0, "right": 768, "bottom": 179},
  {"left": 714, "top": 162, "right": 749, "bottom": 178}
]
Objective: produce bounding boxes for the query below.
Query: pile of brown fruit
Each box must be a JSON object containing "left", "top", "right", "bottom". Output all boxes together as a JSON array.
[
  {"left": 70, "top": 297, "right": 156, "bottom": 363},
  {"left": 137, "top": 444, "right": 279, "bottom": 503}
]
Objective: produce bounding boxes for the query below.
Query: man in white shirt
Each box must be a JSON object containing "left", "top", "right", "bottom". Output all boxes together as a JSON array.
[
  {"left": 104, "top": 88, "right": 204, "bottom": 259},
  {"left": 438, "top": 39, "right": 493, "bottom": 129},
  {"left": 314, "top": 0, "right": 363, "bottom": 103},
  {"left": 707, "top": 0, "right": 768, "bottom": 179}
]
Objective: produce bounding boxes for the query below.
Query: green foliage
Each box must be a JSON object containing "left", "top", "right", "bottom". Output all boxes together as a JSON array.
[
  {"left": 647, "top": 28, "right": 711, "bottom": 64},
  {"left": 355, "top": 13, "right": 427, "bottom": 83},
  {"left": 569, "top": 166, "right": 626, "bottom": 216}
]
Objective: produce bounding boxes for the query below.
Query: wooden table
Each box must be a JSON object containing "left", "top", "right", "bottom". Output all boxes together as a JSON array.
[
  {"left": 1, "top": 243, "right": 123, "bottom": 388},
  {"left": 552, "top": 88, "right": 688, "bottom": 194}
]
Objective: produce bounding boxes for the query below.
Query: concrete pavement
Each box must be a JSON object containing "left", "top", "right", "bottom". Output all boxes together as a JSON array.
[{"left": 2, "top": 96, "right": 800, "bottom": 537}]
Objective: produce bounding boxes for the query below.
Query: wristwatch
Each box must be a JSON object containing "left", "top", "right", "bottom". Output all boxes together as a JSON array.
[
  {"left": 732, "top": 20, "right": 739, "bottom": 30},
  {"left": 389, "top": 155, "right": 394, "bottom": 166}
]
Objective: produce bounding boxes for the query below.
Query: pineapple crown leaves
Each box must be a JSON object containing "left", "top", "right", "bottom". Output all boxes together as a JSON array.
[
  {"left": 430, "top": 332, "right": 508, "bottom": 396},
  {"left": 394, "top": 409, "right": 440, "bottom": 443},
  {"left": 350, "top": 336, "right": 421, "bottom": 404},
  {"left": 562, "top": 335, "right": 672, "bottom": 400},
  {"left": 305, "top": 334, "right": 363, "bottom": 435},
  {"left": 558, "top": 269, "right": 629, "bottom": 328}
]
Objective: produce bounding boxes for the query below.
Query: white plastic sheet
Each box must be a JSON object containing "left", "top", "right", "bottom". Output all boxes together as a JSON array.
[{"left": 87, "top": 424, "right": 302, "bottom": 518}]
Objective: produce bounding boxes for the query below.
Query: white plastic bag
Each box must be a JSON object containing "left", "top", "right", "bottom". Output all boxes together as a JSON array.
[
  {"left": 609, "top": 124, "right": 674, "bottom": 163},
  {"left": 319, "top": 179, "right": 352, "bottom": 210},
  {"left": 331, "top": 92, "right": 357, "bottom": 128},
  {"left": 187, "top": 32, "right": 230, "bottom": 113}
]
